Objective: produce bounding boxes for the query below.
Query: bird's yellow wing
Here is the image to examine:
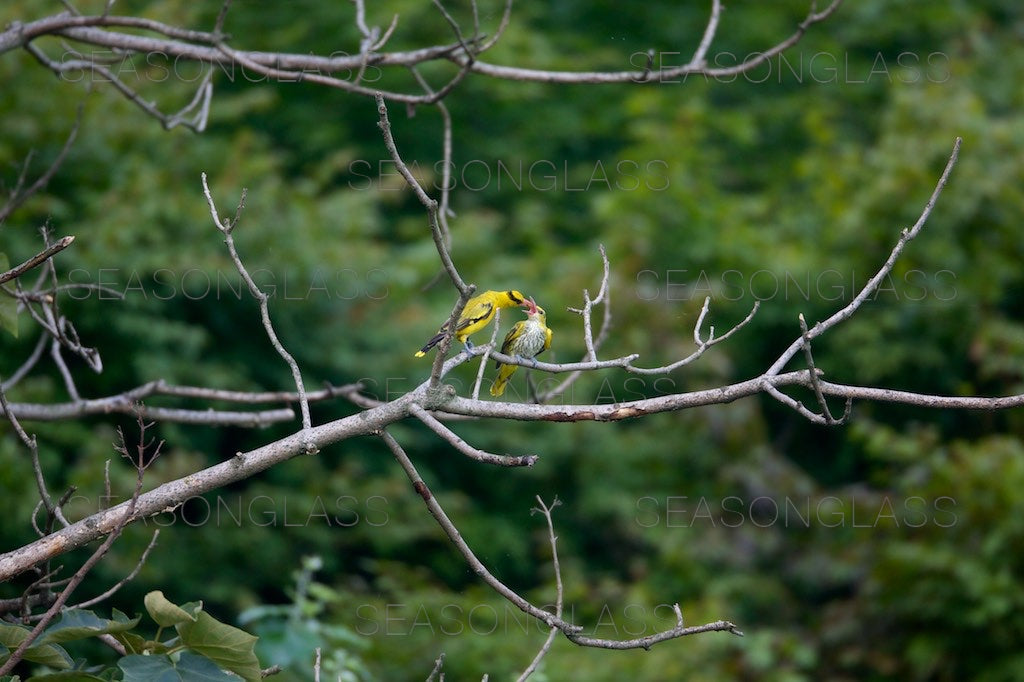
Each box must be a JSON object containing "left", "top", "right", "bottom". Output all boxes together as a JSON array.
[
  {"left": 495, "top": 320, "right": 526, "bottom": 367},
  {"left": 455, "top": 299, "right": 494, "bottom": 332}
]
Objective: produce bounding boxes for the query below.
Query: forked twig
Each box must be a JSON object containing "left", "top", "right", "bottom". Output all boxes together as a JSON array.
[
  {"left": 201, "top": 174, "right": 315, "bottom": 450},
  {"left": 517, "top": 496, "right": 564, "bottom": 681}
]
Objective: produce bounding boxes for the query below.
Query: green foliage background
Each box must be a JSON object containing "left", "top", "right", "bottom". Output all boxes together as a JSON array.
[{"left": 3, "top": 1, "right": 1024, "bottom": 679}]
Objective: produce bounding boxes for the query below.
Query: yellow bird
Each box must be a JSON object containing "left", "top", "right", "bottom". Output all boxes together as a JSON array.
[
  {"left": 415, "top": 289, "right": 528, "bottom": 357},
  {"left": 490, "top": 297, "right": 552, "bottom": 397}
]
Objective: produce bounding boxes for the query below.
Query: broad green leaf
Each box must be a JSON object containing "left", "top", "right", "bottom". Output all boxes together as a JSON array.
[
  {"left": 144, "top": 592, "right": 196, "bottom": 627},
  {"left": 111, "top": 631, "right": 149, "bottom": 655},
  {"left": 118, "top": 652, "right": 241, "bottom": 682},
  {"left": 175, "top": 652, "right": 244, "bottom": 681},
  {"left": 0, "top": 624, "right": 73, "bottom": 670},
  {"left": 26, "top": 672, "right": 111, "bottom": 681},
  {"left": 39, "top": 608, "right": 141, "bottom": 644},
  {"left": 118, "top": 655, "right": 179, "bottom": 682},
  {"left": 176, "top": 612, "right": 260, "bottom": 682}
]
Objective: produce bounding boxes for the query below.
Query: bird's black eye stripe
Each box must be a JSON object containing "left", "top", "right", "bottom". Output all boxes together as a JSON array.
[{"left": 508, "top": 290, "right": 524, "bottom": 304}]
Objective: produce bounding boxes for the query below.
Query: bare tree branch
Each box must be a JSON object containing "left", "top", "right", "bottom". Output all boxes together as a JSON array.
[
  {"left": 567, "top": 608, "right": 741, "bottom": 649},
  {"left": 461, "top": 0, "right": 844, "bottom": 83},
  {"left": 0, "top": 236, "right": 75, "bottom": 285},
  {"left": 4, "top": 136, "right": 1014, "bottom": 585},
  {"left": 766, "top": 137, "right": 962, "bottom": 377},
  {"left": 380, "top": 429, "right": 581, "bottom": 633},
  {"left": 0, "top": 417, "right": 152, "bottom": 676},
  {"left": 0, "top": 380, "right": 363, "bottom": 425},
  {"left": 381, "top": 430, "right": 738, "bottom": 650},
  {"left": 66, "top": 529, "right": 159, "bottom": 610},
  {"left": 5, "top": 357, "right": 1022, "bottom": 583},
  {"left": 157, "top": 381, "right": 364, "bottom": 404},
  {"left": 796, "top": 312, "right": 851, "bottom": 424},
  {"left": 410, "top": 403, "right": 537, "bottom": 467},
  {"left": 1, "top": 394, "right": 296, "bottom": 426},
  {"left": 0, "top": 391, "right": 419, "bottom": 582},
  {"left": 1, "top": 2, "right": 843, "bottom": 89},
  {"left": 23, "top": 43, "right": 210, "bottom": 132}
]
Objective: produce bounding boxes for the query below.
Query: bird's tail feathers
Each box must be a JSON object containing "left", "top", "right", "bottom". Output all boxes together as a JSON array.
[
  {"left": 415, "top": 332, "right": 446, "bottom": 357},
  {"left": 489, "top": 364, "right": 518, "bottom": 396}
]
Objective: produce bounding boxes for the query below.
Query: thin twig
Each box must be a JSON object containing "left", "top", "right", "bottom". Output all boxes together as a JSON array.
[
  {"left": 374, "top": 95, "right": 467, "bottom": 294},
  {"left": 517, "top": 496, "right": 564, "bottom": 682},
  {"left": 381, "top": 430, "right": 736, "bottom": 648},
  {"left": 766, "top": 137, "right": 961, "bottom": 377},
  {"left": 471, "top": 309, "right": 501, "bottom": 399},
  {"left": 0, "top": 109, "right": 81, "bottom": 225},
  {"left": 626, "top": 298, "right": 760, "bottom": 375},
  {"left": 797, "top": 312, "right": 851, "bottom": 424},
  {"left": 212, "top": 0, "right": 232, "bottom": 35},
  {"left": 68, "top": 529, "right": 159, "bottom": 609},
  {"left": 538, "top": 245, "right": 612, "bottom": 402},
  {"left": 410, "top": 403, "right": 537, "bottom": 467},
  {"left": 23, "top": 44, "right": 209, "bottom": 132},
  {"left": 478, "top": 0, "right": 513, "bottom": 52},
  {"left": 0, "top": 331, "right": 48, "bottom": 391},
  {"left": 50, "top": 339, "right": 81, "bottom": 401},
  {"left": 201, "top": 174, "right": 315, "bottom": 449},
  {"left": 689, "top": 0, "right": 722, "bottom": 68},
  {"left": 375, "top": 93, "right": 477, "bottom": 389},
  {"left": 425, "top": 653, "right": 445, "bottom": 682},
  {"left": 0, "top": 434, "right": 149, "bottom": 676},
  {"left": 381, "top": 429, "right": 577, "bottom": 632},
  {"left": 432, "top": 0, "right": 476, "bottom": 64},
  {"left": 408, "top": 67, "right": 455, "bottom": 231},
  {"left": 1, "top": 381, "right": 51, "bottom": 527}
]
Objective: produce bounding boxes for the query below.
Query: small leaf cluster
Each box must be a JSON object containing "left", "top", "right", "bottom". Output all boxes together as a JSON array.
[{"left": 0, "top": 591, "right": 261, "bottom": 682}]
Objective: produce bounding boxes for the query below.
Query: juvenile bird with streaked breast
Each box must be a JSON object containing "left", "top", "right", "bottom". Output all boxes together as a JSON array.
[
  {"left": 490, "top": 297, "right": 552, "bottom": 397},
  {"left": 415, "top": 289, "right": 528, "bottom": 357}
]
